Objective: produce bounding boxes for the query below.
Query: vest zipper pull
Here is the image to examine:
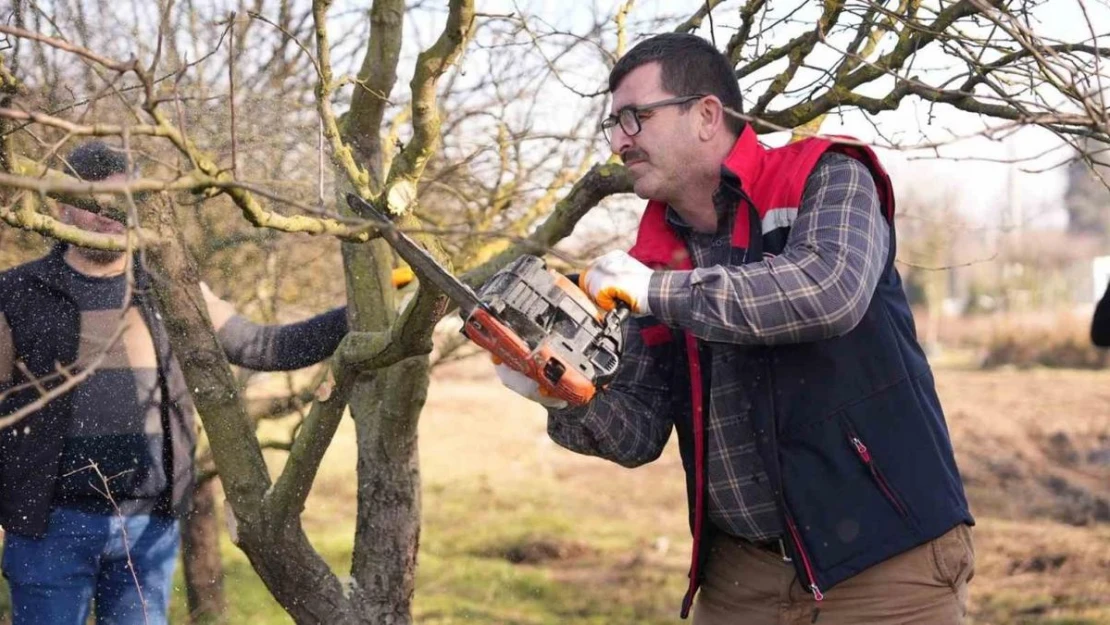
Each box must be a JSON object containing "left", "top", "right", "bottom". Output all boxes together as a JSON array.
[{"left": 851, "top": 436, "right": 871, "bottom": 462}]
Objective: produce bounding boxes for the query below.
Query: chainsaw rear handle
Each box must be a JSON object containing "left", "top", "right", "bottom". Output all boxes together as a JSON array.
[{"left": 565, "top": 271, "right": 632, "bottom": 325}]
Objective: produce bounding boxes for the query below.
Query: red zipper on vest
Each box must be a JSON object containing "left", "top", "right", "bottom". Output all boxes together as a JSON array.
[
  {"left": 680, "top": 331, "right": 707, "bottom": 618},
  {"left": 784, "top": 512, "right": 824, "bottom": 601},
  {"left": 849, "top": 435, "right": 909, "bottom": 517}
]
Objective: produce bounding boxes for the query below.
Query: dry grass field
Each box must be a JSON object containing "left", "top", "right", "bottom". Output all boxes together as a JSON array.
[
  {"left": 301, "top": 364, "right": 1110, "bottom": 624},
  {"left": 2, "top": 365, "right": 1108, "bottom": 624}
]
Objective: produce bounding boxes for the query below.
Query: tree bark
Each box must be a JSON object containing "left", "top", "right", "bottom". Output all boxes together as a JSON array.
[
  {"left": 349, "top": 359, "right": 428, "bottom": 625},
  {"left": 142, "top": 193, "right": 356, "bottom": 623},
  {"left": 183, "top": 477, "right": 228, "bottom": 624}
]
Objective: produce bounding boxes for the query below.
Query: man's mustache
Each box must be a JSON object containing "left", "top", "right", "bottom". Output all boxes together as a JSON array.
[{"left": 621, "top": 149, "right": 647, "bottom": 165}]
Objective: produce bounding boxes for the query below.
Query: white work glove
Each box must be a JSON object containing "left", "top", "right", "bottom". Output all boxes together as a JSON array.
[
  {"left": 494, "top": 363, "right": 568, "bottom": 410},
  {"left": 580, "top": 250, "right": 653, "bottom": 316}
]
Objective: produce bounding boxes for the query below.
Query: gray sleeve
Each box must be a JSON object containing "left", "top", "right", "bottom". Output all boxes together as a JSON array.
[
  {"left": 218, "top": 306, "right": 348, "bottom": 371},
  {"left": 0, "top": 312, "right": 13, "bottom": 389}
]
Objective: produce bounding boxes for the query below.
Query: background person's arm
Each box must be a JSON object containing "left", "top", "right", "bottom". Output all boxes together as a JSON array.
[{"left": 202, "top": 283, "right": 348, "bottom": 371}]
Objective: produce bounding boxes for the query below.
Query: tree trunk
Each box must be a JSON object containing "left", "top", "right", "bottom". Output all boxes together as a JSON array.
[
  {"left": 143, "top": 194, "right": 358, "bottom": 623},
  {"left": 237, "top": 522, "right": 355, "bottom": 623},
  {"left": 183, "top": 477, "right": 227, "bottom": 624},
  {"left": 349, "top": 359, "right": 428, "bottom": 625}
]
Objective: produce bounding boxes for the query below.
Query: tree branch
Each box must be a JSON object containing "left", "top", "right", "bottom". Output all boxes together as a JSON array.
[
  {"left": 0, "top": 23, "right": 136, "bottom": 73},
  {"left": 464, "top": 162, "right": 632, "bottom": 285},
  {"left": 0, "top": 162, "right": 372, "bottom": 240},
  {"left": 673, "top": 0, "right": 728, "bottom": 35},
  {"left": 0, "top": 202, "right": 148, "bottom": 251},
  {"left": 264, "top": 367, "right": 354, "bottom": 524},
  {"left": 749, "top": 0, "right": 847, "bottom": 116},
  {"left": 726, "top": 0, "right": 770, "bottom": 66},
  {"left": 387, "top": 0, "right": 476, "bottom": 196},
  {"left": 344, "top": 0, "right": 404, "bottom": 182},
  {"left": 140, "top": 193, "right": 273, "bottom": 525},
  {"left": 755, "top": 0, "right": 1011, "bottom": 133},
  {"left": 312, "top": 0, "right": 374, "bottom": 197}
]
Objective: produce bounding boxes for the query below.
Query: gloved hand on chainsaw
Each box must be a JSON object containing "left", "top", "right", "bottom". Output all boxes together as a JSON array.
[
  {"left": 579, "top": 250, "right": 654, "bottom": 316},
  {"left": 494, "top": 363, "right": 569, "bottom": 410}
]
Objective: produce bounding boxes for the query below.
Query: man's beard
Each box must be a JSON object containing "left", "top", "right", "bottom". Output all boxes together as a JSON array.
[{"left": 73, "top": 245, "right": 126, "bottom": 265}]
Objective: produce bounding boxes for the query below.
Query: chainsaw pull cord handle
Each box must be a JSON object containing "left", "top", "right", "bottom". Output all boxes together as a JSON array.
[{"left": 609, "top": 303, "right": 631, "bottom": 326}]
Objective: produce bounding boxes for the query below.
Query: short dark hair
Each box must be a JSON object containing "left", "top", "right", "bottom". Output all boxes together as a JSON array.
[
  {"left": 62, "top": 141, "right": 131, "bottom": 181},
  {"left": 609, "top": 33, "right": 745, "bottom": 137}
]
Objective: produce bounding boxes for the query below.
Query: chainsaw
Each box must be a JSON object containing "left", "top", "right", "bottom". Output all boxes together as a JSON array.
[{"left": 346, "top": 193, "right": 627, "bottom": 406}]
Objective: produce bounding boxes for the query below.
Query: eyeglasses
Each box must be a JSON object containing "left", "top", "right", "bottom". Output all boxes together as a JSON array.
[{"left": 600, "top": 94, "right": 706, "bottom": 143}]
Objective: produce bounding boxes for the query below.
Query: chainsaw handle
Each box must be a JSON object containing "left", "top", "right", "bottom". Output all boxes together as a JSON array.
[
  {"left": 608, "top": 304, "right": 631, "bottom": 327},
  {"left": 565, "top": 271, "right": 634, "bottom": 322}
]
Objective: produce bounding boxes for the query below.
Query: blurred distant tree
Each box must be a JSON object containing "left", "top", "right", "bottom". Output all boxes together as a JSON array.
[
  {"left": 1065, "top": 136, "right": 1110, "bottom": 243},
  {"left": 894, "top": 183, "right": 966, "bottom": 354}
]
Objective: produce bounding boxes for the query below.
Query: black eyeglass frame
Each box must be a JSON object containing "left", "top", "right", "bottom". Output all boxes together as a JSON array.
[{"left": 600, "top": 94, "right": 707, "bottom": 142}]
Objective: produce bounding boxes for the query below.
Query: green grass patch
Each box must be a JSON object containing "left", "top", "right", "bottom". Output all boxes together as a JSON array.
[
  {"left": 1, "top": 483, "right": 684, "bottom": 625},
  {"left": 414, "top": 550, "right": 677, "bottom": 625},
  {"left": 414, "top": 482, "right": 683, "bottom": 624}
]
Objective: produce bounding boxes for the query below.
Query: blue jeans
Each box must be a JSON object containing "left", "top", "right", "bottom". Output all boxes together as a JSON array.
[{"left": 2, "top": 507, "right": 180, "bottom": 625}]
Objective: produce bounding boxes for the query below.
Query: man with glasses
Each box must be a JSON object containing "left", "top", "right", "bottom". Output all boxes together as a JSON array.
[{"left": 496, "top": 33, "right": 974, "bottom": 624}]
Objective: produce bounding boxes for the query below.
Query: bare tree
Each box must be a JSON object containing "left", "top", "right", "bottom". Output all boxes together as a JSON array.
[{"left": 2, "top": 1, "right": 1110, "bottom": 624}]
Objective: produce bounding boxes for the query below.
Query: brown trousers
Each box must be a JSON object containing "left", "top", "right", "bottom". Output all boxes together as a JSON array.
[{"left": 693, "top": 525, "right": 975, "bottom": 625}]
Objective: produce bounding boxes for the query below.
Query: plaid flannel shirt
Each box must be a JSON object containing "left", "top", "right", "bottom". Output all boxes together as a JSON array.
[{"left": 548, "top": 152, "right": 889, "bottom": 540}]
